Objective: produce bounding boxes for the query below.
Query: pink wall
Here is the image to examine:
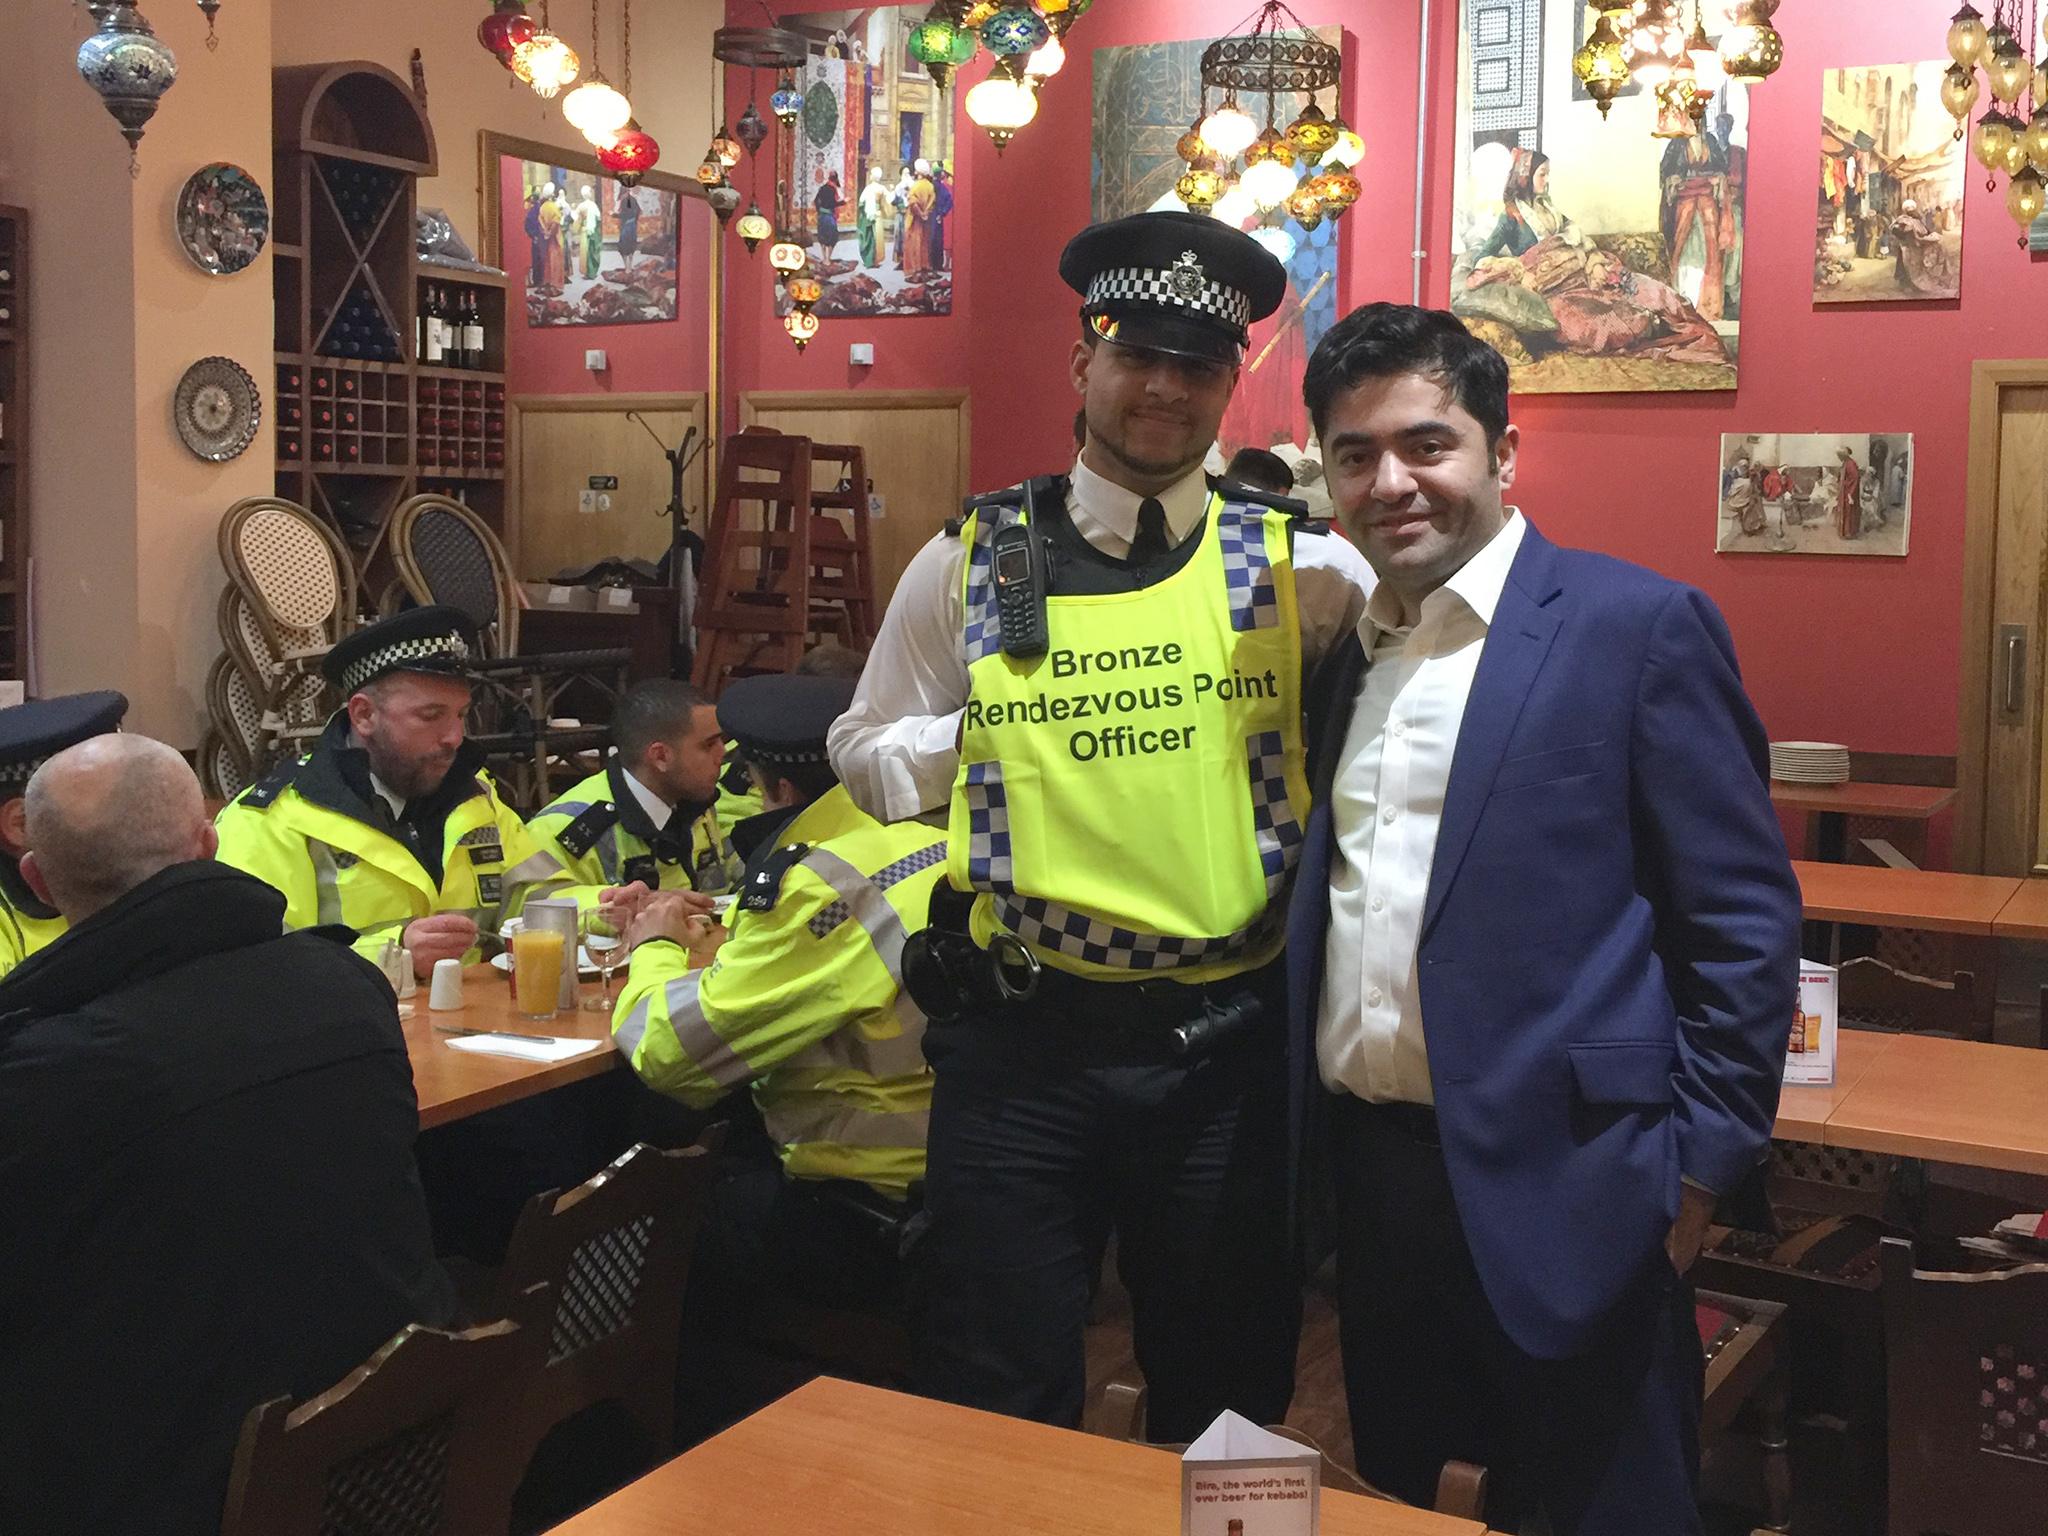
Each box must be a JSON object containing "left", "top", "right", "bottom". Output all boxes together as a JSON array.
[
  {"left": 721, "top": 0, "right": 2038, "bottom": 768},
  {"left": 497, "top": 155, "right": 713, "bottom": 396}
]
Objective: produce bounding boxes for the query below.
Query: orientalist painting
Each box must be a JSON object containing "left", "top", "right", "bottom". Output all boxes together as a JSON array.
[
  {"left": 1451, "top": 1, "right": 1748, "bottom": 393},
  {"left": 768, "top": 4, "right": 957, "bottom": 317},
  {"left": 1091, "top": 29, "right": 1345, "bottom": 459},
  {"left": 1814, "top": 62, "right": 1965, "bottom": 303},
  {"left": 1716, "top": 432, "right": 1913, "bottom": 557},
  {"left": 507, "top": 156, "right": 679, "bottom": 326}
]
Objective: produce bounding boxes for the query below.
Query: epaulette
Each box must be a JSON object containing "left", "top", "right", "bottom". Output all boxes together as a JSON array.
[
  {"left": 1211, "top": 476, "right": 1318, "bottom": 521},
  {"left": 556, "top": 801, "right": 621, "bottom": 860},
  {"left": 240, "top": 754, "right": 306, "bottom": 810},
  {"left": 739, "top": 842, "right": 810, "bottom": 914},
  {"left": 944, "top": 475, "right": 1062, "bottom": 537}
]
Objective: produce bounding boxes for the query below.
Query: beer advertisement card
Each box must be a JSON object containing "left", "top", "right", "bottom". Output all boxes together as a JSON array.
[
  {"left": 1785, "top": 960, "right": 1838, "bottom": 1086},
  {"left": 1181, "top": 1411, "right": 1320, "bottom": 1536}
]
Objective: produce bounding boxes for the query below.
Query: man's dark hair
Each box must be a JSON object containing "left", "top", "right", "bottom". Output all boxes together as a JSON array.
[
  {"left": 612, "top": 678, "right": 711, "bottom": 763},
  {"left": 1223, "top": 447, "right": 1294, "bottom": 496},
  {"left": 1302, "top": 303, "right": 1510, "bottom": 449}
]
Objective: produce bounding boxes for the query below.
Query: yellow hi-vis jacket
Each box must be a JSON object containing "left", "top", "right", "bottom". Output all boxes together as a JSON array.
[
  {"left": 948, "top": 483, "right": 1307, "bottom": 983},
  {"left": 612, "top": 784, "right": 944, "bottom": 1198},
  {"left": 215, "top": 734, "right": 556, "bottom": 966},
  {"left": 516, "top": 757, "right": 743, "bottom": 911},
  {"left": 0, "top": 871, "right": 65, "bottom": 979}
]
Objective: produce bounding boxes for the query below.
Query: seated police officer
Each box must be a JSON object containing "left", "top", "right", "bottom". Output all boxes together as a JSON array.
[
  {"left": 829, "top": 211, "right": 1373, "bottom": 1438},
  {"left": 518, "top": 678, "right": 741, "bottom": 911},
  {"left": 0, "top": 691, "right": 127, "bottom": 977},
  {"left": 216, "top": 607, "right": 552, "bottom": 975},
  {"left": 608, "top": 674, "right": 944, "bottom": 1441}
]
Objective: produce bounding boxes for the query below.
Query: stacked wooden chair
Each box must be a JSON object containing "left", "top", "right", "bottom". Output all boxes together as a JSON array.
[
  {"left": 692, "top": 427, "right": 877, "bottom": 695},
  {"left": 199, "top": 497, "right": 358, "bottom": 801},
  {"left": 388, "top": 493, "right": 628, "bottom": 811}
]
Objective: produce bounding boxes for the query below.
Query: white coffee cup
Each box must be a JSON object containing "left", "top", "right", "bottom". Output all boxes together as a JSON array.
[{"left": 428, "top": 957, "right": 465, "bottom": 1011}]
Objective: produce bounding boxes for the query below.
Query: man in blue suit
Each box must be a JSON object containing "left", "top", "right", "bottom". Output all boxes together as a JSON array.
[{"left": 1287, "top": 304, "right": 1799, "bottom": 1535}]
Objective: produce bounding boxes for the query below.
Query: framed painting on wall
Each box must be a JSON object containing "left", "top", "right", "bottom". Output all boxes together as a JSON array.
[
  {"left": 766, "top": 4, "right": 958, "bottom": 317},
  {"left": 1451, "top": 0, "right": 1748, "bottom": 393},
  {"left": 1814, "top": 62, "right": 1965, "bottom": 304},
  {"left": 1716, "top": 432, "right": 1912, "bottom": 557},
  {"left": 1090, "top": 29, "right": 1345, "bottom": 460}
]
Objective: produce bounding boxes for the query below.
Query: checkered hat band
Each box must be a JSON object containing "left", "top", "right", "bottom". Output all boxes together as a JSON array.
[
  {"left": 0, "top": 759, "right": 41, "bottom": 786},
  {"left": 342, "top": 633, "right": 471, "bottom": 694},
  {"left": 1086, "top": 265, "right": 1254, "bottom": 332}
]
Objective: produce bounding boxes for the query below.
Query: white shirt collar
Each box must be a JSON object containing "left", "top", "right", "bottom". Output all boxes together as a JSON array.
[
  {"left": 620, "top": 761, "right": 675, "bottom": 832},
  {"left": 1070, "top": 454, "right": 1214, "bottom": 549},
  {"left": 1363, "top": 509, "right": 1527, "bottom": 643}
]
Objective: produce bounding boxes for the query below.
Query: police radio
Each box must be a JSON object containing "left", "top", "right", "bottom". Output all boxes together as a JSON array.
[{"left": 991, "top": 520, "right": 1051, "bottom": 657}]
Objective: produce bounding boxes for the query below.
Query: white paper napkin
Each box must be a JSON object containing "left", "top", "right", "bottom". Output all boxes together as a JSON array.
[{"left": 443, "top": 1034, "right": 607, "bottom": 1064}]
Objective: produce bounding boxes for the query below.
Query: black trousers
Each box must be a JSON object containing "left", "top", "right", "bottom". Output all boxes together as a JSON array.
[
  {"left": 1329, "top": 1094, "right": 1703, "bottom": 1536},
  {"left": 915, "top": 994, "right": 1300, "bottom": 1441}
]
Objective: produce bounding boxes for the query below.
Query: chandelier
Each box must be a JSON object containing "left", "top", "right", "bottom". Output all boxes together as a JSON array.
[
  {"left": 1573, "top": 1, "right": 1781, "bottom": 139},
  {"left": 1942, "top": 2, "right": 2048, "bottom": 241},
  {"left": 709, "top": 15, "right": 820, "bottom": 352},
  {"left": 1173, "top": 2, "right": 1358, "bottom": 262},
  {"left": 911, "top": 2, "right": 1096, "bottom": 153}
]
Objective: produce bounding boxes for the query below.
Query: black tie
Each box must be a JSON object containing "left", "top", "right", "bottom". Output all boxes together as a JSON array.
[{"left": 1129, "top": 497, "right": 1170, "bottom": 566}]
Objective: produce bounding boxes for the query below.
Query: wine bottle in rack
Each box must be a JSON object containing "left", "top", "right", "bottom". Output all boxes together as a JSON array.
[
  {"left": 462, "top": 291, "right": 485, "bottom": 370},
  {"left": 424, "top": 285, "right": 446, "bottom": 365}
]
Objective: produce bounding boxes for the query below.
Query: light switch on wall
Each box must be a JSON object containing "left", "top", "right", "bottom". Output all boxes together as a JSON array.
[
  {"left": 577, "top": 489, "right": 598, "bottom": 514},
  {"left": 849, "top": 342, "right": 875, "bottom": 366},
  {"left": 585, "top": 348, "right": 608, "bottom": 371}
]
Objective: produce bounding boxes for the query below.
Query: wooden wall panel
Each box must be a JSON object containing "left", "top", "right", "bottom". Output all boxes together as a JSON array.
[{"left": 509, "top": 392, "right": 708, "bottom": 581}]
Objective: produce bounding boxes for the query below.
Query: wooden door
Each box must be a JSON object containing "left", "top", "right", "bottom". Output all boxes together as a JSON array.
[
  {"left": 737, "top": 390, "right": 971, "bottom": 608},
  {"left": 509, "top": 393, "right": 709, "bottom": 581},
  {"left": 1958, "top": 364, "right": 2048, "bottom": 872}
]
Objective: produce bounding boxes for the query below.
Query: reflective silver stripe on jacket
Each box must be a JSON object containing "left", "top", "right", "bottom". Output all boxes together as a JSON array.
[
  {"left": 764, "top": 1099, "right": 931, "bottom": 1152},
  {"left": 614, "top": 964, "right": 753, "bottom": 1092},
  {"left": 798, "top": 846, "right": 929, "bottom": 1019},
  {"left": 308, "top": 841, "right": 347, "bottom": 928}
]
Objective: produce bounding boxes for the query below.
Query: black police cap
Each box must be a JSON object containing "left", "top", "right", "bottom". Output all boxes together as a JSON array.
[
  {"left": 0, "top": 690, "right": 128, "bottom": 787},
  {"left": 719, "top": 674, "right": 857, "bottom": 768},
  {"left": 322, "top": 606, "right": 480, "bottom": 695},
  {"left": 1059, "top": 210, "right": 1289, "bottom": 367}
]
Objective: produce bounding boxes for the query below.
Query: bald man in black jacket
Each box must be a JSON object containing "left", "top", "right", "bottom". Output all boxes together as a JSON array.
[{"left": 0, "top": 736, "right": 453, "bottom": 1536}]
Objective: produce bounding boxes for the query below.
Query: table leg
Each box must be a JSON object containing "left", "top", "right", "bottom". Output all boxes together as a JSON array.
[{"left": 1814, "top": 810, "right": 1847, "bottom": 863}]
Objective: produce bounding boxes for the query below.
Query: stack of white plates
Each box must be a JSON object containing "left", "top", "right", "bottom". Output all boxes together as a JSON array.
[{"left": 1770, "top": 741, "right": 1851, "bottom": 784}]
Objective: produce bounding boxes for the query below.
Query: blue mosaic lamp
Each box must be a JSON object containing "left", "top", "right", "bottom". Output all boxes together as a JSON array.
[{"left": 77, "top": 1, "right": 178, "bottom": 169}]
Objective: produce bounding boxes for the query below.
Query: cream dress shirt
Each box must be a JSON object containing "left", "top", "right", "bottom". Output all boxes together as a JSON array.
[
  {"left": 828, "top": 456, "right": 1374, "bottom": 822},
  {"left": 1316, "top": 511, "right": 1527, "bottom": 1106}
]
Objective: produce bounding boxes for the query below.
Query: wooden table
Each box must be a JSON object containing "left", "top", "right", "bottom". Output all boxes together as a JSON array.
[
  {"left": 1992, "top": 877, "right": 2048, "bottom": 941},
  {"left": 1818, "top": 1032, "right": 2048, "bottom": 1176},
  {"left": 548, "top": 1377, "right": 1486, "bottom": 1536},
  {"left": 1792, "top": 860, "right": 2021, "bottom": 936},
  {"left": 1772, "top": 781, "right": 1957, "bottom": 864},
  {"left": 406, "top": 963, "right": 620, "bottom": 1130},
  {"left": 1772, "top": 1028, "right": 1898, "bottom": 1143}
]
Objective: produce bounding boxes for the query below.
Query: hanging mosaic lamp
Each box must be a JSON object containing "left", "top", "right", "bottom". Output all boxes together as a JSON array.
[
  {"left": 965, "top": 74, "right": 1039, "bottom": 153},
  {"left": 1284, "top": 181, "right": 1325, "bottom": 231},
  {"left": 1718, "top": 0, "right": 1784, "bottom": 83},
  {"left": 735, "top": 202, "right": 773, "bottom": 254},
  {"left": 784, "top": 309, "right": 821, "bottom": 352},
  {"left": 2005, "top": 164, "right": 2046, "bottom": 240},
  {"left": 77, "top": 2, "right": 178, "bottom": 168},
  {"left": 735, "top": 102, "right": 770, "bottom": 157},
  {"left": 512, "top": 31, "right": 580, "bottom": 97},
  {"left": 196, "top": 0, "right": 222, "bottom": 50},
  {"left": 1572, "top": 6, "right": 1632, "bottom": 118},
  {"left": 599, "top": 119, "right": 661, "bottom": 185},
  {"left": 1285, "top": 101, "right": 1337, "bottom": 167},
  {"left": 909, "top": 14, "right": 977, "bottom": 90},
  {"left": 706, "top": 181, "right": 741, "bottom": 224},
  {"left": 981, "top": 5, "right": 1049, "bottom": 81},
  {"left": 785, "top": 274, "right": 823, "bottom": 312},
  {"left": 695, "top": 153, "right": 725, "bottom": 187},
  {"left": 479, "top": 1, "right": 538, "bottom": 69},
  {"left": 1948, "top": 3, "right": 1990, "bottom": 67},
  {"left": 710, "top": 129, "right": 744, "bottom": 169},
  {"left": 768, "top": 237, "right": 808, "bottom": 275},
  {"left": 563, "top": 77, "right": 633, "bottom": 145},
  {"left": 1942, "top": 60, "right": 1983, "bottom": 133},
  {"left": 1174, "top": 163, "right": 1224, "bottom": 213},
  {"left": 771, "top": 75, "right": 803, "bottom": 124}
]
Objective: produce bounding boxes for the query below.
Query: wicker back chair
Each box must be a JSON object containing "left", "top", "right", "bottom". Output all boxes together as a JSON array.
[
  {"left": 390, "top": 494, "right": 519, "bottom": 658},
  {"left": 219, "top": 1293, "right": 547, "bottom": 1536}
]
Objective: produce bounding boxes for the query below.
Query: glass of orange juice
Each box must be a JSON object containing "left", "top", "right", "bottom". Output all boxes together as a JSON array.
[{"left": 512, "top": 926, "right": 566, "bottom": 1019}]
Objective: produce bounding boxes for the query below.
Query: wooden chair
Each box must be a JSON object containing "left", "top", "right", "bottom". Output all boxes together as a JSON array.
[
  {"left": 1695, "top": 1288, "right": 1793, "bottom": 1534},
  {"left": 219, "top": 1293, "right": 546, "bottom": 1536},
  {"left": 1084, "top": 1371, "right": 1489, "bottom": 1521},
  {"left": 475, "top": 1139, "right": 721, "bottom": 1458},
  {"left": 1883, "top": 1236, "right": 2048, "bottom": 1536},
  {"left": 390, "top": 493, "right": 520, "bottom": 658},
  {"left": 1838, "top": 953, "right": 1986, "bottom": 1042},
  {"left": 196, "top": 723, "right": 254, "bottom": 803}
]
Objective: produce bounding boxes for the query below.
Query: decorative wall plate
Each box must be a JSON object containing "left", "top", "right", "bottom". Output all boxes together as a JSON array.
[
  {"left": 174, "top": 356, "right": 262, "bottom": 461},
  {"left": 175, "top": 162, "right": 268, "bottom": 275}
]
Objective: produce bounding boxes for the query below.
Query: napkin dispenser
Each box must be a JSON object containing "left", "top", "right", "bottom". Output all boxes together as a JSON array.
[{"left": 522, "top": 897, "right": 582, "bottom": 1011}]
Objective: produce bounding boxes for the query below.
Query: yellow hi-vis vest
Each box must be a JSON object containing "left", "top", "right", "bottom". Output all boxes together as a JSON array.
[
  {"left": 0, "top": 880, "right": 65, "bottom": 978},
  {"left": 517, "top": 759, "right": 743, "bottom": 912},
  {"left": 612, "top": 783, "right": 942, "bottom": 1197},
  {"left": 948, "top": 489, "right": 1307, "bottom": 983},
  {"left": 215, "top": 756, "right": 554, "bottom": 966}
]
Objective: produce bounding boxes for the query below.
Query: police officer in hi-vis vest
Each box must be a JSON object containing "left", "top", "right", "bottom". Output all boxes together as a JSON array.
[
  {"left": 0, "top": 691, "right": 127, "bottom": 977},
  {"left": 829, "top": 211, "right": 1373, "bottom": 1437},
  {"left": 216, "top": 607, "right": 555, "bottom": 976}
]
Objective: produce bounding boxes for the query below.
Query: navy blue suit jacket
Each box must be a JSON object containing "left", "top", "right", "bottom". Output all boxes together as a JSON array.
[{"left": 1286, "top": 523, "right": 1800, "bottom": 1361}]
